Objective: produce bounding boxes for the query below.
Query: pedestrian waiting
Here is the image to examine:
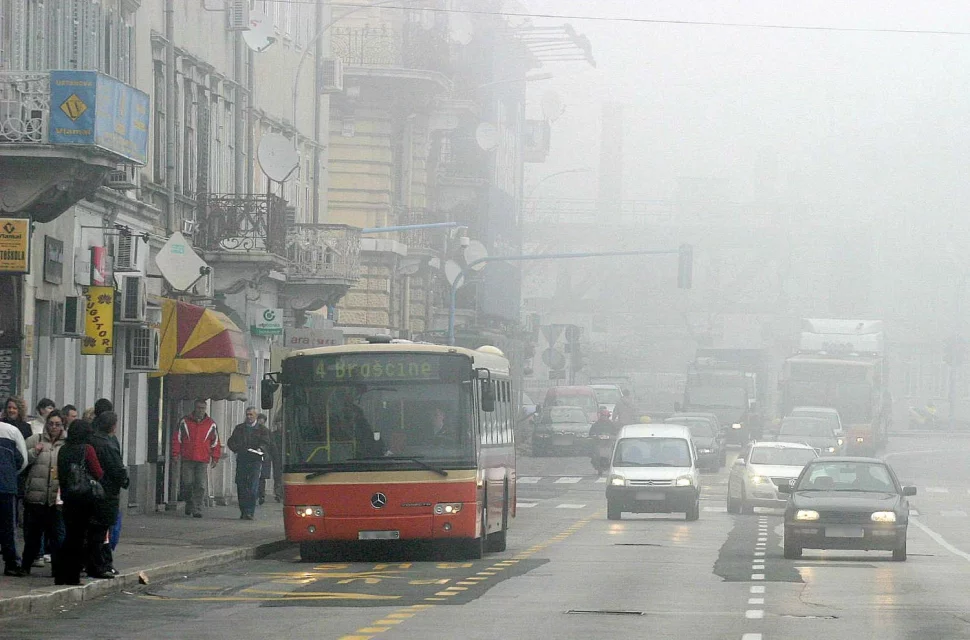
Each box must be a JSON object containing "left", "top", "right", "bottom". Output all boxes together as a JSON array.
[
  {"left": 20, "top": 409, "right": 66, "bottom": 576},
  {"left": 90, "top": 411, "right": 128, "bottom": 578},
  {"left": 0, "top": 417, "right": 27, "bottom": 576},
  {"left": 55, "top": 419, "right": 103, "bottom": 585}
]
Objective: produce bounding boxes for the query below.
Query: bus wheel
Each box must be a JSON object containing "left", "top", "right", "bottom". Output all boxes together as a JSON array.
[
  {"left": 465, "top": 505, "right": 486, "bottom": 560},
  {"left": 487, "top": 492, "right": 509, "bottom": 552}
]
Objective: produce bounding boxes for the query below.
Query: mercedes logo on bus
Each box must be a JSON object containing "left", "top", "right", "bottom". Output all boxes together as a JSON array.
[{"left": 370, "top": 492, "right": 387, "bottom": 509}]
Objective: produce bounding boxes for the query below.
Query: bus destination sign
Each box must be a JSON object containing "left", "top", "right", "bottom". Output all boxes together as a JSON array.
[{"left": 313, "top": 355, "right": 441, "bottom": 382}]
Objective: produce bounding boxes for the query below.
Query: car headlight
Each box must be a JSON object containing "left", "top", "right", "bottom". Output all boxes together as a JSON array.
[
  {"left": 609, "top": 475, "right": 626, "bottom": 486},
  {"left": 434, "top": 503, "right": 463, "bottom": 515},
  {"left": 698, "top": 448, "right": 712, "bottom": 454},
  {"left": 826, "top": 446, "right": 837, "bottom": 453},
  {"left": 674, "top": 476, "right": 693, "bottom": 487},
  {"left": 732, "top": 423, "right": 742, "bottom": 429},
  {"left": 295, "top": 506, "right": 324, "bottom": 517},
  {"left": 750, "top": 475, "right": 770, "bottom": 485},
  {"left": 871, "top": 511, "right": 896, "bottom": 523},
  {"left": 856, "top": 436, "right": 865, "bottom": 443},
  {"left": 837, "top": 438, "right": 844, "bottom": 446},
  {"left": 795, "top": 509, "right": 820, "bottom": 521}
]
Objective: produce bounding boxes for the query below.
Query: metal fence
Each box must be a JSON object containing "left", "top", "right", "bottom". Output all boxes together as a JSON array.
[
  {"left": 286, "top": 223, "right": 362, "bottom": 282},
  {"left": 0, "top": 72, "right": 49, "bottom": 144}
]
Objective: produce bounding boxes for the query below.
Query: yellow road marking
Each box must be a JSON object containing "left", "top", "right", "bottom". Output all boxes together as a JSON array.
[
  {"left": 373, "top": 619, "right": 404, "bottom": 625},
  {"left": 434, "top": 591, "right": 458, "bottom": 596},
  {"left": 357, "top": 628, "right": 391, "bottom": 633},
  {"left": 338, "top": 636, "right": 373, "bottom": 640},
  {"left": 387, "top": 612, "right": 416, "bottom": 618}
]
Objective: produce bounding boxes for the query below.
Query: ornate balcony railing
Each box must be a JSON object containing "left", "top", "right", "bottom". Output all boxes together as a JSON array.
[
  {"left": 331, "top": 22, "right": 451, "bottom": 75},
  {"left": 0, "top": 72, "right": 50, "bottom": 144},
  {"left": 196, "top": 193, "right": 287, "bottom": 255},
  {"left": 397, "top": 208, "right": 442, "bottom": 251},
  {"left": 286, "top": 224, "right": 361, "bottom": 282}
]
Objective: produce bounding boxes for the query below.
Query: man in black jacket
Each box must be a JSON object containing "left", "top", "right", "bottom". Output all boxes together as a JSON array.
[
  {"left": 89, "top": 411, "right": 129, "bottom": 578},
  {"left": 227, "top": 407, "right": 276, "bottom": 520}
]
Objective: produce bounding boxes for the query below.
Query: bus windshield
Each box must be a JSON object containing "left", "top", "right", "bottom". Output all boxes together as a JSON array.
[{"left": 281, "top": 353, "right": 477, "bottom": 471}]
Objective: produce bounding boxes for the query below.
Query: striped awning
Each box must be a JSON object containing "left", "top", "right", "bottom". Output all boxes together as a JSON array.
[{"left": 158, "top": 299, "right": 251, "bottom": 377}]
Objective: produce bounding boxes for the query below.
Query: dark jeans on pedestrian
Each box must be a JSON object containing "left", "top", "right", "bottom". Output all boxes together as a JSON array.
[
  {"left": 180, "top": 460, "right": 208, "bottom": 516},
  {"left": 236, "top": 464, "right": 261, "bottom": 517},
  {"left": 0, "top": 492, "right": 19, "bottom": 570},
  {"left": 21, "top": 503, "right": 65, "bottom": 572},
  {"left": 85, "top": 523, "right": 110, "bottom": 577},
  {"left": 57, "top": 505, "right": 87, "bottom": 585},
  {"left": 109, "top": 509, "right": 121, "bottom": 551}
]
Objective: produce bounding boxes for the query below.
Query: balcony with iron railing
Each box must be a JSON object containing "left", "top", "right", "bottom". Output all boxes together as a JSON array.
[
  {"left": 196, "top": 193, "right": 288, "bottom": 257},
  {"left": 331, "top": 21, "right": 452, "bottom": 81},
  {"left": 396, "top": 208, "right": 444, "bottom": 253},
  {"left": 0, "top": 71, "right": 140, "bottom": 221},
  {"left": 286, "top": 224, "right": 362, "bottom": 285}
]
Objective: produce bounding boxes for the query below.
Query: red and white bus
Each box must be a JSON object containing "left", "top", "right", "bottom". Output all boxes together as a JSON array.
[{"left": 262, "top": 339, "right": 516, "bottom": 561}]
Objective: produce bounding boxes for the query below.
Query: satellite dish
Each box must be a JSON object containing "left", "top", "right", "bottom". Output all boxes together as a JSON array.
[
  {"left": 444, "top": 260, "right": 462, "bottom": 286},
  {"left": 258, "top": 133, "right": 299, "bottom": 182},
  {"left": 155, "top": 232, "right": 210, "bottom": 292},
  {"left": 540, "top": 91, "right": 565, "bottom": 122},
  {"left": 243, "top": 11, "right": 276, "bottom": 53},
  {"left": 475, "top": 122, "right": 498, "bottom": 151},
  {"left": 463, "top": 240, "right": 489, "bottom": 271},
  {"left": 449, "top": 14, "right": 473, "bottom": 45}
]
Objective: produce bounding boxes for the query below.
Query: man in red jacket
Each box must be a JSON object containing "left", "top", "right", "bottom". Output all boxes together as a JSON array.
[{"left": 172, "top": 399, "right": 221, "bottom": 518}]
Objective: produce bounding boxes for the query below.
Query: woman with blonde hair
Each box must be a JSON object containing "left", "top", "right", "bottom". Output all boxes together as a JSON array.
[{"left": 81, "top": 408, "right": 95, "bottom": 422}]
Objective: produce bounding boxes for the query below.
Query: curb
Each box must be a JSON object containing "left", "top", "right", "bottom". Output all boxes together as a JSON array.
[
  {"left": 889, "top": 431, "right": 970, "bottom": 438},
  {"left": 0, "top": 538, "right": 291, "bottom": 619}
]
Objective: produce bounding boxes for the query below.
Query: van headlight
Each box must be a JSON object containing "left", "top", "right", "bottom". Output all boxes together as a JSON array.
[
  {"left": 856, "top": 436, "right": 865, "bottom": 443},
  {"left": 750, "top": 475, "right": 770, "bottom": 485},
  {"left": 698, "top": 448, "right": 712, "bottom": 454},
  {"left": 732, "top": 423, "right": 742, "bottom": 430},
  {"left": 609, "top": 475, "right": 626, "bottom": 486},
  {"left": 826, "top": 446, "right": 837, "bottom": 453},
  {"left": 674, "top": 476, "right": 693, "bottom": 487},
  {"left": 795, "top": 509, "right": 819, "bottom": 521},
  {"left": 871, "top": 511, "right": 896, "bottom": 523},
  {"left": 837, "top": 438, "right": 844, "bottom": 446}
]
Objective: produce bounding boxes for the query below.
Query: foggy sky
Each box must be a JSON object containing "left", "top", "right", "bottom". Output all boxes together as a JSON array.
[{"left": 524, "top": 0, "right": 970, "bottom": 230}]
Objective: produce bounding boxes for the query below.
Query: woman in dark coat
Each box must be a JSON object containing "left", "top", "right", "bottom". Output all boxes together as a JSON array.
[
  {"left": 55, "top": 420, "right": 103, "bottom": 585},
  {"left": 89, "top": 412, "right": 128, "bottom": 578}
]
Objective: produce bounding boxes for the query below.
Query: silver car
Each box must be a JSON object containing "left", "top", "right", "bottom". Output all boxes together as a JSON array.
[
  {"left": 774, "top": 417, "right": 843, "bottom": 456},
  {"left": 727, "top": 441, "right": 818, "bottom": 514}
]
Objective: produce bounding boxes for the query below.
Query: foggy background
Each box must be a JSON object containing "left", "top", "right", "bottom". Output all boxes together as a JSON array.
[{"left": 518, "top": 1, "right": 970, "bottom": 421}]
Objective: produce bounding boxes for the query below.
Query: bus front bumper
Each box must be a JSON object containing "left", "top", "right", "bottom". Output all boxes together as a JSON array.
[{"left": 284, "top": 506, "right": 480, "bottom": 542}]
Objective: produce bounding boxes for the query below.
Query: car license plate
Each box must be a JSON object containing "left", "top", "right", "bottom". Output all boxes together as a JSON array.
[
  {"left": 553, "top": 436, "right": 573, "bottom": 446},
  {"left": 825, "top": 526, "right": 864, "bottom": 538},
  {"left": 358, "top": 530, "right": 400, "bottom": 540},
  {"left": 636, "top": 491, "right": 665, "bottom": 501}
]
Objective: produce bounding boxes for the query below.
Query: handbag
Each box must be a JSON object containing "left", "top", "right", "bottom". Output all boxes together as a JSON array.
[{"left": 62, "top": 461, "right": 106, "bottom": 504}]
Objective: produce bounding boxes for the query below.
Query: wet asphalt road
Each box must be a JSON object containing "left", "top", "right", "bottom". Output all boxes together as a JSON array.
[{"left": 6, "top": 434, "right": 970, "bottom": 640}]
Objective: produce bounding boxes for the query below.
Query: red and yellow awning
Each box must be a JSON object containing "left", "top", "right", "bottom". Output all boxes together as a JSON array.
[{"left": 156, "top": 299, "right": 251, "bottom": 400}]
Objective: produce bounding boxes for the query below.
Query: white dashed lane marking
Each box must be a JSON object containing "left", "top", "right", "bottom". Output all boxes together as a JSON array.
[
  {"left": 554, "top": 477, "right": 582, "bottom": 484},
  {"left": 741, "top": 635, "right": 763, "bottom": 640},
  {"left": 555, "top": 503, "right": 587, "bottom": 509},
  {"left": 750, "top": 586, "right": 765, "bottom": 594},
  {"left": 748, "top": 598, "right": 764, "bottom": 605},
  {"left": 516, "top": 477, "right": 541, "bottom": 484},
  {"left": 595, "top": 477, "right": 607, "bottom": 484},
  {"left": 941, "top": 510, "right": 968, "bottom": 517},
  {"left": 925, "top": 487, "right": 949, "bottom": 494},
  {"left": 516, "top": 502, "right": 538, "bottom": 508},
  {"left": 745, "top": 609, "right": 765, "bottom": 619},
  {"left": 751, "top": 574, "right": 764, "bottom": 580}
]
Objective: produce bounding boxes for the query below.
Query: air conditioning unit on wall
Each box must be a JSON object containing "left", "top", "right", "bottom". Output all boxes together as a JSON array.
[
  {"left": 127, "top": 326, "right": 161, "bottom": 371},
  {"left": 104, "top": 164, "right": 139, "bottom": 191},
  {"left": 113, "top": 233, "right": 139, "bottom": 272},
  {"left": 319, "top": 58, "right": 344, "bottom": 93},
  {"left": 226, "top": 0, "right": 250, "bottom": 30},
  {"left": 118, "top": 275, "right": 147, "bottom": 323}
]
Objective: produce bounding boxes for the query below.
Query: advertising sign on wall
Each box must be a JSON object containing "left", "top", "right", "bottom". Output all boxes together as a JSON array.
[
  {"left": 81, "top": 286, "right": 114, "bottom": 355},
  {"left": 0, "top": 219, "right": 30, "bottom": 273}
]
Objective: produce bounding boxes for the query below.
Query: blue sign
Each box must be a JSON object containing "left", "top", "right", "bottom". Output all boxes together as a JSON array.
[{"left": 49, "top": 70, "right": 149, "bottom": 165}]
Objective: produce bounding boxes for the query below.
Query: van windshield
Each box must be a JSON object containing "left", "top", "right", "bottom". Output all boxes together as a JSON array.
[{"left": 613, "top": 437, "right": 691, "bottom": 467}]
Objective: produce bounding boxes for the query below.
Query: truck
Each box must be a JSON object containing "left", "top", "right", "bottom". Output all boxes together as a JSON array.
[
  {"left": 778, "top": 319, "right": 890, "bottom": 456},
  {"left": 681, "top": 355, "right": 765, "bottom": 445}
]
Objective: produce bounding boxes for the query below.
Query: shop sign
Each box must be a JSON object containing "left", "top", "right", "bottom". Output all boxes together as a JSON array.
[
  {"left": 0, "top": 348, "right": 21, "bottom": 398},
  {"left": 81, "top": 286, "right": 114, "bottom": 355},
  {"left": 284, "top": 327, "right": 345, "bottom": 349},
  {"left": 43, "top": 236, "right": 64, "bottom": 284},
  {"left": 90, "top": 246, "right": 110, "bottom": 285},
  {"left": 250, "top": 308, "right": 283, "bottom": 336},
  {"left": 0, "top": 218, "right": 30, "bottom": 273}
]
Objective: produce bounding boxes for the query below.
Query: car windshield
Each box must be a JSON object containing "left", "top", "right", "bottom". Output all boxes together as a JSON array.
[
  {"left": 779, "top": 418, "right": 832, "bottom": 437},
  {"left": 593, "top": 387, "right": 623, "bottom": 404},
  {"left": 749, "top": 447, "right": 817, "bottom": 466},
  {"left": 795, "top": 461, "right": 897, "bottom": 493},
  {"left": 542, "top": 406, "right": 589, "bottom": 424},
  {"left": 546, "top": 393, "right": 598, "bottom": 414},
  {"left": 613, "top": 437, "right": 691, "bottom": 467},
  {"left": 792, "top": 410, "right": 840, "bottom": 431},
  {"left": 666, "top": 418, "right": 714, "bottom": 438}
]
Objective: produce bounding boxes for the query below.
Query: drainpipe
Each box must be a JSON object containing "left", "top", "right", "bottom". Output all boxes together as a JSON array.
[
  {"left": 311, "top": 0, "right": 324, "bottom": 223},
  {"left": 165, "top": 0, "right": 176, "bottom": 233},
  {"left": 234, "top": 29, "right": 245, "bottom": 194}
]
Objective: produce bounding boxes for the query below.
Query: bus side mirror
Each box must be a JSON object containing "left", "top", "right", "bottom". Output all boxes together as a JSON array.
[
  {"left": 482, "top": 384, "right": 495, "bottom": 413},
  {"left": 261, "top": 377, "right": 279, "bottom": 410}
]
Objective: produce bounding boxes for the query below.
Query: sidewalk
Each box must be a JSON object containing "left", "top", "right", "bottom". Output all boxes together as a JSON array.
[{"left": 0, "top": 500, "right": 288, "bottom": 619}]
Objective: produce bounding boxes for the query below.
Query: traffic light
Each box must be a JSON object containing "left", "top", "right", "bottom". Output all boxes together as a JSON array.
[{"left": 677, "top": 244, "right": 693, "bottom": 289}]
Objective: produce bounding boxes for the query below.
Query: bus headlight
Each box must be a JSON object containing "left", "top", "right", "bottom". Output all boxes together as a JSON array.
[
  {"left": 795, "top": 510, "right": 820, "bottom": 521},
  {"left": 871, "top": 511, "right": 896, "bottom": 523},
  {"left": 732, "top": 423, "right": 742, "bottom": 430},
  {"left": 295, "top": 506, "right": 324, "bottom": 517},
  {"left": 434, "top": 503, "right": 463, "bottom": 515},
  {"left": 856, "top": 436, "right": 865, "bottom": 444}
]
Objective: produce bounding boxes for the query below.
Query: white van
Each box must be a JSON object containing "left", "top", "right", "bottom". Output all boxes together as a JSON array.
[{"left": 605, "top": 424, "right": 701, "bottom": 521}]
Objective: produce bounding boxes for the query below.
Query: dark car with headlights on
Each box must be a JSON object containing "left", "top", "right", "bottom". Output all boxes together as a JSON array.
[
  {"left": 532, "top": 405, "right": 594, "bottom": 457},
  {"left": 779, "top": 457, "right": 915, "bottom": 561},
  {"left": 665, "top": 413, "right": 726, "bottom": 470}
]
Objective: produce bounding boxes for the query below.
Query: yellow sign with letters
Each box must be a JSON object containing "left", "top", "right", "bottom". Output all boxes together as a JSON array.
[
  {"left": 82, "top": 286, "right": 114, "bottom": 355},
  {"left": 0, "top": 218, "right": 30, "bottom": 273}
]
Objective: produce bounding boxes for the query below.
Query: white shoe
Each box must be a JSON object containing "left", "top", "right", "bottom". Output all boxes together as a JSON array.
[
  {"left": 43, "top": 554, "right": 51, "bottom": 563},
  {"left": 32, "top": 557, "right": 45, "bottom": 568}
]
